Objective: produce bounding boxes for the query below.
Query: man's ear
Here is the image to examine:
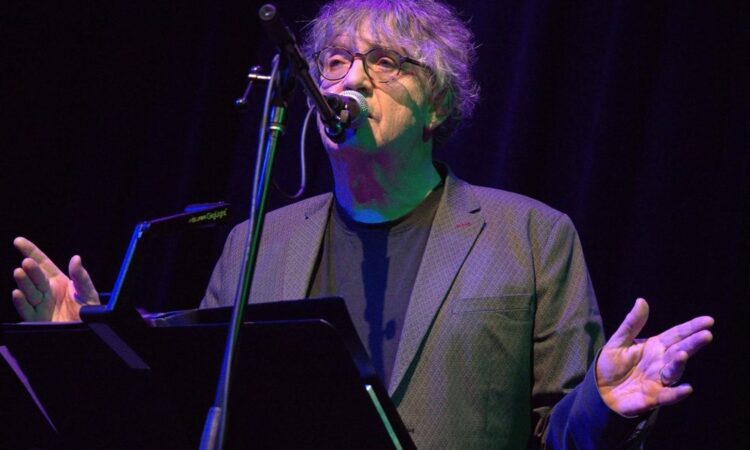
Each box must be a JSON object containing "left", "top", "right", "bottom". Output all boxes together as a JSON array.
[{"left": 426, "top": 88, "right": 452, "bottom": 132}]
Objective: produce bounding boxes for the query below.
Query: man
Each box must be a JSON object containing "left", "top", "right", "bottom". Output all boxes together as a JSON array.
[{"left": 12, "top": 0, "right": 713, "bottom": 448}]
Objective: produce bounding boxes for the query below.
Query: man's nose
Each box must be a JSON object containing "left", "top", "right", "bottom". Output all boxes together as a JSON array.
[{"left": 341, "top": 58, "right": 372, "bottom": 92}]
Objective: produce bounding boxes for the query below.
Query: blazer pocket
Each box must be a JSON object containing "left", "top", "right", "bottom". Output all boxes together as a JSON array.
[{"left": 451, "top": 294, "right": 532, "bottom": 314}]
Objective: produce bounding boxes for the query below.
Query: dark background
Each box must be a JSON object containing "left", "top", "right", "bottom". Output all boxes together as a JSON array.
[{"left": 2, "top": 1, "right": 747, "bottom": 448}]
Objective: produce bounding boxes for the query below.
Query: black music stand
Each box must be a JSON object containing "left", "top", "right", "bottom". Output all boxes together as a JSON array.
[{"left": 0, "top": 298, "right": 415, "bottom": 449}]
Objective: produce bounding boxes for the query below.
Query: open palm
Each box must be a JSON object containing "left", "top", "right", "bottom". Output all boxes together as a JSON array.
[
  {"left": 12, "top": 237, "right": 100, "bottom": 322},
  {"left": 596, "top": 298, "right": 714, "bottom": 417}
]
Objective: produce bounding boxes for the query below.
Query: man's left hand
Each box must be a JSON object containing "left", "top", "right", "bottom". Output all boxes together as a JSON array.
[{"left": 596, "top": 298, "right": 714, "bottom": 417}]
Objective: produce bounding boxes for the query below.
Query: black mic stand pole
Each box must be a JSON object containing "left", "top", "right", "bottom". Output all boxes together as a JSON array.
[
  {"left": 199, "top": 52, "right": 293, "bottom": 450},
  {"left": 200, "top": 4, "right": 346, "bottom": 448}
]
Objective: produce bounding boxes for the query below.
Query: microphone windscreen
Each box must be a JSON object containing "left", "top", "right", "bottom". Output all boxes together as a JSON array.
[{"left": 339, "top": 90, "right": 369, "bottom": 128}]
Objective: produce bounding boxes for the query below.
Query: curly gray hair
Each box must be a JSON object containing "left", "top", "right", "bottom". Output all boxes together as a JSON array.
[{"left": 302, "top": 0, "right": 480, "bottom": 145}]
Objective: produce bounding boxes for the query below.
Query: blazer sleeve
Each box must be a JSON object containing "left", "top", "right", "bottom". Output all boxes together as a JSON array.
[
  {"left": 530, "top": 213, "right": 652, "bottom": 449},
  {"left": 199, "top": 222, "right": 247, "bottom": 309}
]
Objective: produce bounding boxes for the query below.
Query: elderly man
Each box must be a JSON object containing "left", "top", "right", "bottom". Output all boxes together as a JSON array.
[{"left": 13, "top": 0, "right": 713, "bottom": 448}]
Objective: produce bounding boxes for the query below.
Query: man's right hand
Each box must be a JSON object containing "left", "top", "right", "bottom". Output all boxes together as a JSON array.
[{"left": 12, "top": 237, "right": 100, "bottom": 322}]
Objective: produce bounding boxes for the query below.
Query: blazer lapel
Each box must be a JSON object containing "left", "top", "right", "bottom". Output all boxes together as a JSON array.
[
  {"left": 388, "top": 175, "right": 485, "bottom": 395},
  {"left": 280, "top": 194, "right": 333, "bottom": 300}
]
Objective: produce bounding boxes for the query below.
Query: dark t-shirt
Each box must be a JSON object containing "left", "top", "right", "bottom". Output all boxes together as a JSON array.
[{"left": 309, "top": 184, "right": 443, "bottom": 386}]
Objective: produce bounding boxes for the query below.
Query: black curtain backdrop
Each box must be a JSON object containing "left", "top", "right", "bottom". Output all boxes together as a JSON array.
[{"left": 2, "top": 1, "right": 747, "bottom": 448}]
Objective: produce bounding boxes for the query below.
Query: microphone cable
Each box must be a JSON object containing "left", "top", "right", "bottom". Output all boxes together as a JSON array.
[{"left": 272, "top": 104, "right": 315, "bottom": 200}]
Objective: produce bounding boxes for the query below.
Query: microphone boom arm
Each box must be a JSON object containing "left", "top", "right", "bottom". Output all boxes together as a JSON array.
[{"left": 259, "top": 4, "right": 346, "bottom": 141}]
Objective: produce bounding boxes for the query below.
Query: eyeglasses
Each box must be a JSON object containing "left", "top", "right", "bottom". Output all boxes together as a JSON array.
[{"left": 314, "top": 47, "right": 424, "bottom": 83}]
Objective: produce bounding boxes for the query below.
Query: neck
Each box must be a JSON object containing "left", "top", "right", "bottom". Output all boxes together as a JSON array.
[{"left": 328, "top": 142, "right": 440, "bottom": 223}]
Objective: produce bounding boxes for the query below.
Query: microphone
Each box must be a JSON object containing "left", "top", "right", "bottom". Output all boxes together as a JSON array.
[{"left": 324, "top": 90, "right": 369, "bottom": 128}]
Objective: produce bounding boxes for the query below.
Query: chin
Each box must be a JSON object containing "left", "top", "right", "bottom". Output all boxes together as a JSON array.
[{"left": 323, "top": 127, "right": 383, "bottom": 153}]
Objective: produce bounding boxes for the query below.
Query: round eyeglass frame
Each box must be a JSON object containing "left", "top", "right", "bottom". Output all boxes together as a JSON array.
[{"left": 314, "top": 47, "right": 425, "bottom": 83}]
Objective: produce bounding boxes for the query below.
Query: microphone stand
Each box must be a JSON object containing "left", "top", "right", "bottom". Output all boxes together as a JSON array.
[
  {"left": 200, "top": 4, "right": 344, "bottom": 448},
  {"left": 199, "top": 53, "right": 293, "bottom": 450}
]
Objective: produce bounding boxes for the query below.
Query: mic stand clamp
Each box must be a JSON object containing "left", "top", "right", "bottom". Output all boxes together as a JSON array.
[{"left": 235, "top": 66, "right": 272, "bottom": 109}]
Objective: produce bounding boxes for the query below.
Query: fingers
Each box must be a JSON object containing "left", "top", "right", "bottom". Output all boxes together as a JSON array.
[
  {"left": 68, "top": 255, "right": 99, "bottom": 305},
  {"left": 606, "top": 298, "right": 650, "bottom": 347},
  {"left": 655, "top": 384, "right": 694, "bottom": 407},
  {"left": 11, "top": 289, "right": 36, "bottom": 320},
  {"left": 22, "top": 258, "right": 52, "bottom": 294},
  {"left": 665, "top": 329, "right": 714, "bottom": 359},
  {"left": 658, "top": 328, "right": 713, "bottom": 388},
  {"left": 660, "top": 350, "right": 688, "bottom": 386},
  {"left": 14, "top": 236, "right": 49, "bottom": 261},
  {"left": 658, "top": 315, "right": 715, "bottom": 349},
  {"left": 13, "top": 236, "right": 63, "bottom": 276},
  {"left": 13, "top": 258, "right": 58, "bottom": 321},
  {"left": 13, "top": 260, "right": 47, "bottom": 307}
]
